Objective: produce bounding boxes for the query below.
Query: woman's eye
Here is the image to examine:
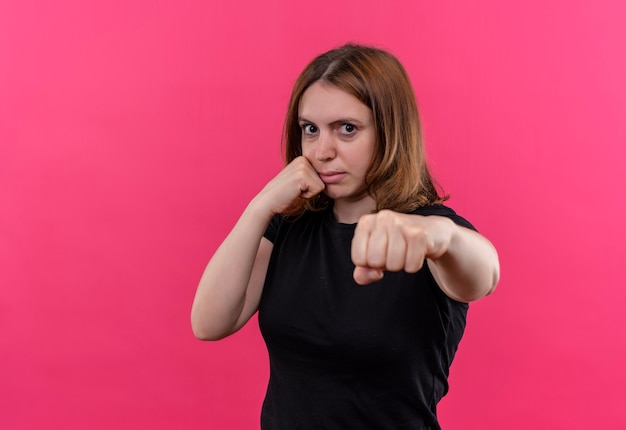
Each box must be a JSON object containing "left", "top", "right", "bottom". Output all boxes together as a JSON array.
[
  {"left": 302, "top": 124, "right": 318, "bottom": 135},
  {"left": 340, "top": 123, "right": 356, "bottom": 134}
]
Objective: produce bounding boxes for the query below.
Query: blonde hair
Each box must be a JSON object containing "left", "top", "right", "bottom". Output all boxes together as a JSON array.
[{"left": 284, "top": 43, "right": 446, "bottom": 215}]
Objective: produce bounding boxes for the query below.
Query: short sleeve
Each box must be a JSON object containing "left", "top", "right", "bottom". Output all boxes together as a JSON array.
[
  {"left": 412, "top": 205, "right": 477, "bottom": 232},
  {"left": 263, "top": 214, "right": 283, "bottom": 244}
]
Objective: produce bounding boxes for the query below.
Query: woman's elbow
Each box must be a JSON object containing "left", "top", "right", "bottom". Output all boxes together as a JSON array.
[
  {"left": 192, "top": 326, "right": 217, "bottom": 341},
  {"left": 477, "top": 253, "right": 500, "bottom": 300},
  {"left": 458, "top": 258, "right": 501, "bottom": 303},
  {"left": 190, "top": 314, "right": 230, "bottom": 341},
  {"left": 488, "top": 247, "right": 501, "bottom": 293}
]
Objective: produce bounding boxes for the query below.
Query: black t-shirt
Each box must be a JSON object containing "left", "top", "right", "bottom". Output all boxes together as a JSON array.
[{"left": 259, "top": 205, "right": 474, "bottom": 429}]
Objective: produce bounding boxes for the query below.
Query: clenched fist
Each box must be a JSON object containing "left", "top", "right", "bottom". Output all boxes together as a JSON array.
[
  {"left": 351, "top": 210, "right": 455, "bottom": 285},
  {"left": 253, "top": 156, "right": 326, "bottom": 216}
]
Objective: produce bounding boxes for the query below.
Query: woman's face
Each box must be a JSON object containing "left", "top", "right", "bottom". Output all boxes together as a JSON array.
[{"left": 298, "top": 81, "right": 376, "bottom": 214}]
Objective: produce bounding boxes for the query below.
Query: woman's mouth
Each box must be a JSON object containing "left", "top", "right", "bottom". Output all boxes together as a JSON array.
[{"left": 318, "top": 172, "right": 347, "bottom": 184}]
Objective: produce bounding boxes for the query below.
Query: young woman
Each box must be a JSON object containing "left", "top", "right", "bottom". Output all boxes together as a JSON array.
[{"left": 191, "top": 43, "right": 500, "bottom": 429}]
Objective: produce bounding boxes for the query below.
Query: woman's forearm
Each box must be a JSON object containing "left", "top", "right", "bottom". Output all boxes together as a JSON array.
[{"left": 428, "top": 221, "right": 500, "bottom": 302}]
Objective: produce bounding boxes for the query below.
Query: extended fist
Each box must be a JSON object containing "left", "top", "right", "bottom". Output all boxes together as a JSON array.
[{"left": 351, "top": 210, "right": 454, "bottom": 285}]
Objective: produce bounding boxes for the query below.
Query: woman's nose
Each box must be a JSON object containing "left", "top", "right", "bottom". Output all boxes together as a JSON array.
[{"left": 315, "top": 131, "right": 336, "bottom": 160}]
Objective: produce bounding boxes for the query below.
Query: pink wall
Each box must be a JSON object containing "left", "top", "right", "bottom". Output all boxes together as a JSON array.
[{"left": 2, "top": 1, "right": 625, "bottom": 428}]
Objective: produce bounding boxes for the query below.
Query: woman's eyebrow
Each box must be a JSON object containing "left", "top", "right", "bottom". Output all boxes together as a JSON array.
[
  {"left": 297, "top": 116, "right": 365, "bottom": 125},
  {"left": 329, "top": 118, "right": 364, "bottom": 126}
]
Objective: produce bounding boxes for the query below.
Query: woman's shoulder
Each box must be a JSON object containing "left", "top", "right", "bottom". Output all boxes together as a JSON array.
[{"left": 411, "top": 204, "right": 476, "bottom": 231}]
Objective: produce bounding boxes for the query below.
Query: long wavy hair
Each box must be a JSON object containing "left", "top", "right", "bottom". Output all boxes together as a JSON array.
[{"left": 283, "top": 43, "right": 446, "bottom": 215}]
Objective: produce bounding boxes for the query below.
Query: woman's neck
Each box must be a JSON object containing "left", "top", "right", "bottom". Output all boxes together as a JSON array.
[{"left": 332, "top": 196, "right": 377, "bottom": 224}]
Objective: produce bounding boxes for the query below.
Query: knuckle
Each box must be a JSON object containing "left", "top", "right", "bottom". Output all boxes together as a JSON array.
[
  {"left": 356, "top": 214, "right": 374, "bottom": 230},
  {"left": 376, "top": 209, "right": 394, "bottom": 223},
  {"left": 404, "top": 225, "right": 426, "bottom": 242}
]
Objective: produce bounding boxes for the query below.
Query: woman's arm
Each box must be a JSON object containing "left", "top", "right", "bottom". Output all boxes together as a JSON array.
[
  {"left": 191, "top": 204, "right": 274, "bottom": 340},
  {"left": 425, "top": 218, "right": 499, "bottom": 302},
  {"left": 351, "top": 210, "right": 500, "bottom": 302},
  {"left": 191, "top": 157, "right": 325, "bottom": 340}
]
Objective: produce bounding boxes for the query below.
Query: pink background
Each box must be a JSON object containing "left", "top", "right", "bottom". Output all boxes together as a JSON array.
[{"left": 2, "top": 0, "right": 625, "bottom": 428}]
